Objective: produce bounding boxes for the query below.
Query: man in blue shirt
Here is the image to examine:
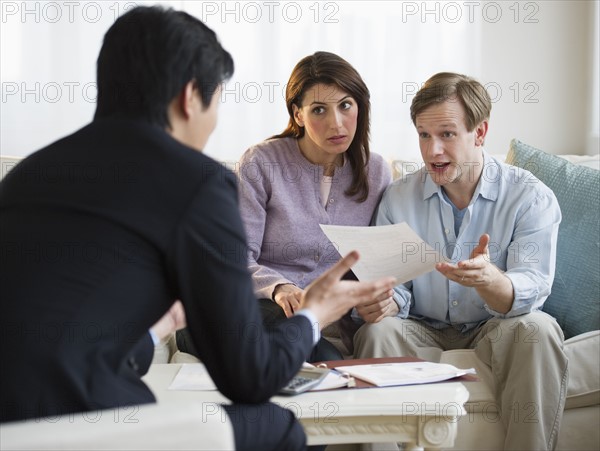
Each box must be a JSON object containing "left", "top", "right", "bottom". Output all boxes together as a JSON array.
[{"left": 353, "top": 72, "right": 568, "bottom": 450}]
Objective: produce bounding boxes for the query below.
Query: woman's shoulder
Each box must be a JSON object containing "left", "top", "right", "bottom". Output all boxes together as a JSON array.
[
  {"left": 368, "top": 151, "right": 387, "bottom": 166},
  {"left": 241, "top": 137, "right": 296, "bottom": 162},
  {"left": 367, "top": 151, "right": 392, "bottom": 178}
]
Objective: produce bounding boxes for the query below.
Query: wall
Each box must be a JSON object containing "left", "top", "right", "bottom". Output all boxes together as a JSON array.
[
  {"left": 479, "top": 0, "right": 596, "bottom": 156},
  {"left": 1, "top": 1, "right": 598, "bottom": 162}
]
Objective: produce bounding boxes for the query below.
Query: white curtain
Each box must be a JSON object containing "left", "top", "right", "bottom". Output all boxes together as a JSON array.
[
  {"left": 2, "top": 1, "right": 596, "bottom": 160},
  {"left": 196, "top": 1, "right": 479, "bottom": 163},
  {"left": 0, "top": 1, "right": 478, "bottom": 163}
]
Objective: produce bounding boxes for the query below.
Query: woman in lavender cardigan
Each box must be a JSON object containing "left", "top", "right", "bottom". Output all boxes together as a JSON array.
[{"left": 232, "top": 52, "right": 394, "bottom": 362}]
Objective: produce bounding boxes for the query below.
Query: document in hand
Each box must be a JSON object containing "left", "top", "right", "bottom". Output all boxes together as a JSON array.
[
  {"left": 320, "top": 222, "right": 446, "bottom": 284},
  {"left": 333, "top": 362, "right": 476, "bottom": 387}
]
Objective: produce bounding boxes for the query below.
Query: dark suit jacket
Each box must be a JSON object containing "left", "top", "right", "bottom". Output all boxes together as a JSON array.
[{"left": 0, "top": 117, "right": 314, "bottom": 422}]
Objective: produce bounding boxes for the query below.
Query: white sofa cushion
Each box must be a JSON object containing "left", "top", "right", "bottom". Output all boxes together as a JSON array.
[
  {"left": 564, "top": 330, "right": 600, "bottom": 409},
  {"left": 0, "top": 401, "right": 234, "bottom": 450}
]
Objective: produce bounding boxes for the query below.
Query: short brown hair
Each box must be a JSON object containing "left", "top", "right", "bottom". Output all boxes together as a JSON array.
[{"left": 410, "top": 72, "right": 491, "bottom": 131}]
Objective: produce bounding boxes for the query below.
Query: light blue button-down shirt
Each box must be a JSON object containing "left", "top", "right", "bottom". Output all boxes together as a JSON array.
[{"left": 374, "top": 152, "right": 561, "bottom": 332}]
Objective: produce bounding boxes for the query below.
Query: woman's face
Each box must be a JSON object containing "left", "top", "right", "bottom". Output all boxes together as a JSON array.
[{"left": 292, "top": 83, "right": 359, "bottom": 164}]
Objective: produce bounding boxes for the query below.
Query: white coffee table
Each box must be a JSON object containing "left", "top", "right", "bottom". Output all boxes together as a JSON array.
[{"left": 143, "top": 364, "right": 469, "bottom": 450}]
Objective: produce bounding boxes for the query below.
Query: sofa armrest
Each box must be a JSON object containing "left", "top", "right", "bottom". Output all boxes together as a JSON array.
[{"left": 0, "top": 401, "right": 234, "bottom": 450}]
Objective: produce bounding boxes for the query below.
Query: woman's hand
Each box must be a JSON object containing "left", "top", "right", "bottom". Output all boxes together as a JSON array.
[{"left": 273, "top": 284, "right": 303, "bottom": 318}]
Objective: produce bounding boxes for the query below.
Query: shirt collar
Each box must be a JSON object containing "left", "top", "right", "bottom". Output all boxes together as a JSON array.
[{"left": 477, "top": 151, "right": 500, "bottom": 202}]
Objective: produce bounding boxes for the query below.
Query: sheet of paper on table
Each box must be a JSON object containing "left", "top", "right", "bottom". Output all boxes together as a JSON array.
[
  {"left": 302, "top": 363, "right": 353, "bottom": 390},
  {"left": 168, "top": 363, "right": 218, "bottom": 391},
  {"left": 319, "top": 222, "right": 446, "bottom": 283},
  {"left": 334, "top": 362, "right": 476, "bottom": 387},
  {"left": 168, "top": 362, "right": 350, "bottom": 392}
]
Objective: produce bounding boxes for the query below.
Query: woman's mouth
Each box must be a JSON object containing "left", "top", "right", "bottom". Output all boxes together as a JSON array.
[{"left": 327, "top": 135, "right": 347, "bottom": 145}]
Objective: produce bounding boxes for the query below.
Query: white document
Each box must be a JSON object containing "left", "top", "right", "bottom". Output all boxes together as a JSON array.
[
  {"left": 168, "top": 362, "right": 348, "bottom": 392},
  {"left": 302, "top": 363, "right": 353, "bottom": 391},
  {"left": 310, "top": 371, "right": 353, "bottom": 391},
  {"left": 320, "top": 222, "right": 445, "bottom": 283},
  {"left": 334, "top": 362, "right": 476, "bottom": 387},
  {"left": 168, "top": 363, "right": 218, "bottom": 391}
]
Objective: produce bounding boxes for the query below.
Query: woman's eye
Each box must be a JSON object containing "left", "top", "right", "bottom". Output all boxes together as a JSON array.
[
  {"left": 341, "top": 101, "right": 352, "bottom": 110},
  {"left": 443, "top": 131, "right": 455, "bottom": 138},
  {"left": 419, "top": 132, "right": 430, "bottom": 139},
  {"left": 312, "top": 106, "right": 325, "bottom": 114}
]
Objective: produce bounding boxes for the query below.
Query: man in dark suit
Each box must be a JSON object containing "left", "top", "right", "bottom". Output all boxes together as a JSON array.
[{"left": 0, "top": 6, "right": 395, "bottom": 450}]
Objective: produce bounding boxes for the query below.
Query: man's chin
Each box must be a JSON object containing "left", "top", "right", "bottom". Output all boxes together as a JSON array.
[{"left": 429, "top": 172, "right": 456, "bottom": 186}]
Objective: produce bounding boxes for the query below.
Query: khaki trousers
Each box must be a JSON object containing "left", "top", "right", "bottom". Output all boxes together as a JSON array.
[{"left": 354, "top": 312, "right": 568, "bottom": 451}]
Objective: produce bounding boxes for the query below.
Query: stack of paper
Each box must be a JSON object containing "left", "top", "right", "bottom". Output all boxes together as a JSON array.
[
  {"left": 167, "top": 362, "right": 352, "bottom": 392},
  {"left": 334, "top": 362, "right": 476, "bottom": 387},
  {"left": 302, "top": 363, "right": 354, "bottom": 390}
]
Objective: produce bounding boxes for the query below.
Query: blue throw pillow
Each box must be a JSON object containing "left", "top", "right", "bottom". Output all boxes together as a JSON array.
[{"left": 506, "top": 139, "right": 600, "bottom": 338}]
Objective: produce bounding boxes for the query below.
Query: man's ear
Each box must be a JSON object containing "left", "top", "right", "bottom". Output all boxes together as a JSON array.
[
  {"left": 474, "top": 120, "right": 489, "bottom": 147},
  {"left": 292, "top": 104, "right": 304, "bottom": 128},
  {"left": 178, "top": 80, "right": 198, "bottom": 119}
]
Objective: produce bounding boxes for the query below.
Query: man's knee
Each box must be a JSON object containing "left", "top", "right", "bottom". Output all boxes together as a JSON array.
[
  {"left": 484, "top": 312, "right": 564, "bottom": 351},
  {"left": 353, "top": 317, "right": 433, "bottom": 357},
  {"left": 355, "top": 316, "right": 401, "bottom": 343}
]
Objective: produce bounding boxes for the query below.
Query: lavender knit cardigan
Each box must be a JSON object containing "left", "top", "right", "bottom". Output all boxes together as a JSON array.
[{"left": 237, "top": 137, "right": 392, "bottom": 300}]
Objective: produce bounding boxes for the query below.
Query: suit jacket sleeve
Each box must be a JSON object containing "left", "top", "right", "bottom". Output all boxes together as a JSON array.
[
  {"left": 166, "top": 166, "right": 314, "bottom": 404},
  {"left": 125, "top": 333, "right": 154, "bottom": 377}
]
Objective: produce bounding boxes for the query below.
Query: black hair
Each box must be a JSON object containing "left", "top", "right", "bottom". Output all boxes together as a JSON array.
[{"left": 94, "top": 6, "right": 233, "bottom": 128}]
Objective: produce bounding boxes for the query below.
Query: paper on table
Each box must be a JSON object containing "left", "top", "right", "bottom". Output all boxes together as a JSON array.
[
  {"left": 168, "top": 363, "right": 218, "bottom": 391},
  {"left": 301, "top": 362, "right": 352, "bottom": 391},
  {"left": 310, "top": 371, "right": 353, "bottom": 391},
  {"left": 168, "top": 362, "right": 348, "bottom": 392},
  {"left": 320, "top": 222, "right": 446, "bottom": 284},
  {"left": 334, "top": 362, "right": 476, "bottom": 387}
]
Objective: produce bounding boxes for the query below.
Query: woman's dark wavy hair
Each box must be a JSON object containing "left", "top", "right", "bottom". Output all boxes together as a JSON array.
[
  {"left": 274, "top": 52, "right": 371, "bottom": 202},
  {"left": 94, "top": 6, "right": 233, "bottom": 128}
]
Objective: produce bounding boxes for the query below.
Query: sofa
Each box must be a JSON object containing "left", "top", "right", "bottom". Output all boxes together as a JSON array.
[
  {"left": 0, "top": 401, "right": 234, "bottom": 450},
  {"left": 1, "top": 138, "right": 598, "bottom": 450}
]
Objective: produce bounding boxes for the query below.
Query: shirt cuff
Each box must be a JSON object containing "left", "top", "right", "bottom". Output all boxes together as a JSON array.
[
  {"left": 148, "top": 329, "right": 160, "bottom": 346},
  {"left": 295, "top": 309, "right": 320, "bottom": 345}
]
